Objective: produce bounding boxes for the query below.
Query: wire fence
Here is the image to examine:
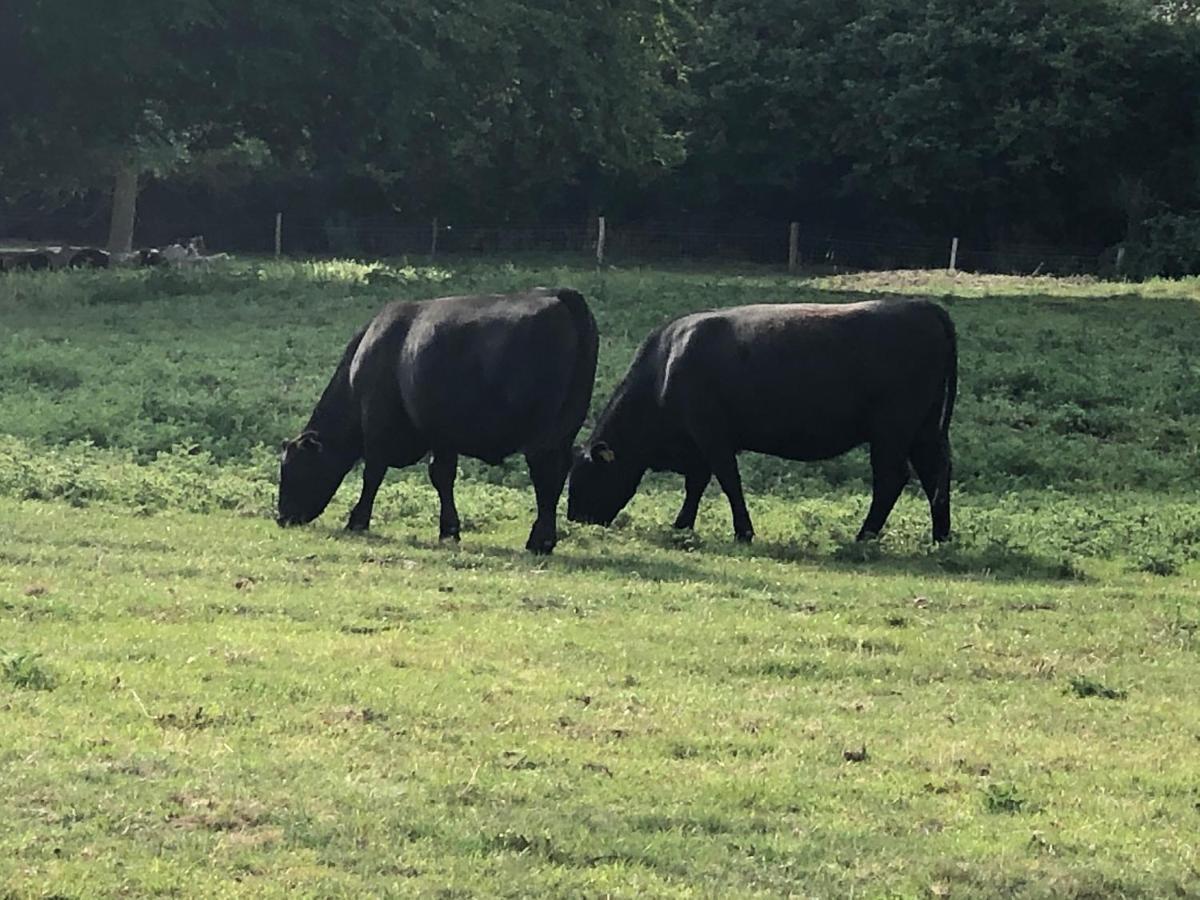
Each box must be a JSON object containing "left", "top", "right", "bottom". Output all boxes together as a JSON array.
[
  {"left": 1, "top": 211, "right": 1117, "bottom": 276},
  {"left": 258, "top": 215, "right": 1113, "bottom": 276}
]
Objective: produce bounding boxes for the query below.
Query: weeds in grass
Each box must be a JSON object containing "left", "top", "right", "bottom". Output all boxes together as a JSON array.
[
  {"left": 4, "top": 264, "right": 1200, "bottom": 575},
  {"left": 0, "top": 650, "right": 56, "bottom": 691},
  {"left": 1158, "top": 605, "right": 1200, "bottom": 651},
  {"left": 982, "top": 783, "right": 1037, "bottom": 815},
  {"left": 1131, "top": 551, "right": 1183, "bottom": 576},
  {"left": 1067, "top": 675, "right": 1128, "bottom": 700}
]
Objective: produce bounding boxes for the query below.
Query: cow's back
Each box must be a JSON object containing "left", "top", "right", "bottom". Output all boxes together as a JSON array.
[
  {"left": 354, "top": 288, "right": 595, "bottom": 461},
  {"left": 656, "top": 299, "right": 952, "bottom": 460}
]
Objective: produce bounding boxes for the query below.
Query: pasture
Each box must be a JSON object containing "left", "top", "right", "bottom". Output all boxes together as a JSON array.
[{"left": 2, "top": 261, "right": 1200, "bottom": 897}]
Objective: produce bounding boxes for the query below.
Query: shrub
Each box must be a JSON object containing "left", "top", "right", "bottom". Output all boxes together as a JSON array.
[{"left": 1123, "top": 212, "right": 1200, "bottom": 278}]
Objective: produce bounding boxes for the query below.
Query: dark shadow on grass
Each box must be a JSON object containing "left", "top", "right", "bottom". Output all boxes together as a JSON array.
[
  {"left": 460, "top": 538, "right": 755, "bottom": 588},
  {"left": 637, "top": 525, "right": 1090, "bottom": 584},
  {"left": 322, "top": 513, "right": 1088, "bottom": 587},
  {"left": 325, "top": 520, "right": 793, "bottom": 593}
]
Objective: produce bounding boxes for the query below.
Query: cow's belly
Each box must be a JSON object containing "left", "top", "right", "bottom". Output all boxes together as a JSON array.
[
  {"left": 730, "top": 401, "right": 867, "bottom": 461},
  {"left": 414, "top": 397, "right": 562, "bottom": 462},
  {"left": 398, "top": 342, "right": 574, "bottom": 459},
  {"left": 741, "top": 430, "right": 865, "bottom": 462}
]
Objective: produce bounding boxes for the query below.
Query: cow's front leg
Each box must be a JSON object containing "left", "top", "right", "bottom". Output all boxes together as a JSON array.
[
  {"left": 673, "top": 467, "right": 710, "bottom": 530},
  {"left": 428, "top": 452, "right": 461, "bottom": 541},
  {"left": 525, "top": 445, "right": 571, "bottom": 554},
  {"left": 347, "top": 461, "right": 387, "bottom": 531}
]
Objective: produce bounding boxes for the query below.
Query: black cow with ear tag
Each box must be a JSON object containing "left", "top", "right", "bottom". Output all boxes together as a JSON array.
[
  {"left": 566, "top": 440, "right": 643, "bottom": 528},
  {"left": 276, "top": 430, "right": 353, "bottom": 527},
  {"left": 568, "top": 298, "right": 957, "bottom": 544}
]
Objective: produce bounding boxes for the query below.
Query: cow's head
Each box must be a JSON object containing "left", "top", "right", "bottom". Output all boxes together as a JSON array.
[
  {"left": 276, "top": 430, "right": 347, "bottom": 526},
  {"left": 567, "top": 441, "right": 642, "bottom": 526}
]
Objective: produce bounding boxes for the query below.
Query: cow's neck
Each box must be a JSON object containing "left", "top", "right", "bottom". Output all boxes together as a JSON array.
[
  {"left": 305, "top": 357, "right": 364, "bottom": 462},
  {"left": 593, "top": 370, "right": 658, "bottom": 459}
]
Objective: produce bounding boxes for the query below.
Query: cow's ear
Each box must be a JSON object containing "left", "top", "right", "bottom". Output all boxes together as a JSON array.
[
  {"left": 297, "top": 431, "right": 324, "bottom": 452},
  {"left": 593, "top": 441, "right": 616, "bottom": 464}
]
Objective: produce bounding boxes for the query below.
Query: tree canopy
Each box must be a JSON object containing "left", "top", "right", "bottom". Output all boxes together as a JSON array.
[{"left": 2, "top": 0, "right": 1198, "bottom": 258}]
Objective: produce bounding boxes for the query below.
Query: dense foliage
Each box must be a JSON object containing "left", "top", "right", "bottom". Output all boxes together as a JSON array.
[
  {"left": 681, "top": 0, "right": 1200, "bottom": 247},
  {"left": 2, "top": 1, "right": 1199, "bottom": 263},
  {"left": 3, "top": 260, "right": 1200, "bottom": 572}
]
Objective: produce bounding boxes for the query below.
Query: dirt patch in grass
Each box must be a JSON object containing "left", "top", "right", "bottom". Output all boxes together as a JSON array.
[{"left": 167, "top": 793, "right": 270, "bottom": 833}]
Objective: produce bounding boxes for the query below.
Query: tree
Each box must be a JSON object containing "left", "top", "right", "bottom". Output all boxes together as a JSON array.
[
  {"left": 0, "top": 1, "right": 258, "bottom": 252},
  {"left": 0, "top": 1, "right": 688, "bottom": 247},
  {"left": 230, "top": 0, "right": 688, "bottom": 220},
  {"left": 683, "top": 0, "right": 1200, "bottom": 245}
]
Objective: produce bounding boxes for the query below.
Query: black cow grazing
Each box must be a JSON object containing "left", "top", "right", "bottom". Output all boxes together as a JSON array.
[
  {"left": 3, "top": 251, "right": 50, "bottom": 272},
  {"left": 568, "top": 298, "right": 957, "bottom": 544},
  {"left": 278, "top": 288, "right": 599, "bottom": 554},
  {"left": 68, "top": 248, "right": 109, "bottom": 269}
]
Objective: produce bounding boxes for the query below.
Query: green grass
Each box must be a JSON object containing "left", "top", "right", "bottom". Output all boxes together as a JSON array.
[{"left": 2, "top": 261, "right": 1200, "bottom": 896}]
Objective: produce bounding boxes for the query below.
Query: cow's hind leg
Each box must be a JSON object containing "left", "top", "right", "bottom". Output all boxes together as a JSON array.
[
  {"left": 704, "top": 452, "right": 753, "bottom": 543},
  {"left": 857, "top": 443, "right": 910, "bottom": 541},
  {"left": 429, "top": 452, "right": 461, "bottom": 541},
  {"left": 348, "top": 461, "right": 388, "bottom": 532},
  {"left": 673, "top": 466, "right": 710, "bottom": 530},
  {"left": 525, "top": 444, "right": 572, "bottom": 554},
  {"left": 678, "top": 397, "right": 752, "bottom": 542},
  {"left": 910, "top": 432, "right": 951, "bottom": 543}
]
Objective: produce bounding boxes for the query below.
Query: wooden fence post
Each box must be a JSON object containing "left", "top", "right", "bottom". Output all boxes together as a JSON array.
[
  {"left": 274, "top": 212, "right": 282, "bottom": 259},
  {"left": 430, "top": 217, "right": 438, "bottom": 260},
  {"left": 949, "top": 236, "right": 959, "bottom": 273},
  {"left": 788, "top": 222, "right": 800, "bottom": 273},
  {"left": 596, "top": 216, "right": 606, "bottom": 267}
]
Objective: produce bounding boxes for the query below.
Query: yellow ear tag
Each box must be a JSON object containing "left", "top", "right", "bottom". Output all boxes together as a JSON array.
[{"left": 597, "top": 447, "right": 616, "bottom": 463}]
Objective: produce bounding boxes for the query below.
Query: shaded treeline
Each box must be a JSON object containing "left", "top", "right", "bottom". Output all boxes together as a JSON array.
[{"left": 1, "top": 1, "right": 1198, "bottom": 264}]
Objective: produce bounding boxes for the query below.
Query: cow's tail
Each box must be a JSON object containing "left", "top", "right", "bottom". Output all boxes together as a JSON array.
[
  {"left": 556, "top": 288, "right": 600, "bottom": 434},
  {"left": 555, "top": 288, "right": 595, "bottom": 339},
  {"left": 933, "top": 305, "right": 957, "bottom": 507}
]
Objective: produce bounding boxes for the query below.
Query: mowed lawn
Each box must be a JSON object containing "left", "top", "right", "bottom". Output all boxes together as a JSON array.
[{"left": 2, "top": 261, "right": 1200, "bottom": 897}]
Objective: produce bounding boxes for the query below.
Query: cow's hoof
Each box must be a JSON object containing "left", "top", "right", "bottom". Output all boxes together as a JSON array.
[
  {"left": 439, "top": 531, "right": 461, "bottom": 543},
  {"left": 346, "top": 520, "right": 370, "bottom": 533},
  {"left": 734, "top": 531, "right": 754, "bottom": 544},
  {"left": 933, "top": 532, "right": 951, "bottom": 544},
  {"left": 526, "top": 536, "right": 556, "bottom": 555},
  {"left": 856, "top": 529, "right": 879, "bottom": 542}
]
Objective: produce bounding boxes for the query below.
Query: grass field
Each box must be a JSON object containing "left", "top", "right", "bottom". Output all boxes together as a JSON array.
[{"left": 3, "top": 260, "right": 1200, "bottom": 897}]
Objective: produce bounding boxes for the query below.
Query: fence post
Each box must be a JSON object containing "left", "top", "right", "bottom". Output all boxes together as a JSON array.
[
  {"left": 274, "top": 212, "right": 282, "bottom": 259},
  {"left": 788, "top": 222, "right": 800, "bottom": 274},
  {"left": 430, "top": 217, "right": 438, "bottom": 261},
  {"left": 949, "top": 236, "right": 959, "bottom": 273},
  {"left": 596, "top": 216, "right": 606, "bottom": 267}
]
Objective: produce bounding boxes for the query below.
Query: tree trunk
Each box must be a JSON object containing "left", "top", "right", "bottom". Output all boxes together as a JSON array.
[{"left": 107, "top": 163, "right": 139, "bottom": 255}]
